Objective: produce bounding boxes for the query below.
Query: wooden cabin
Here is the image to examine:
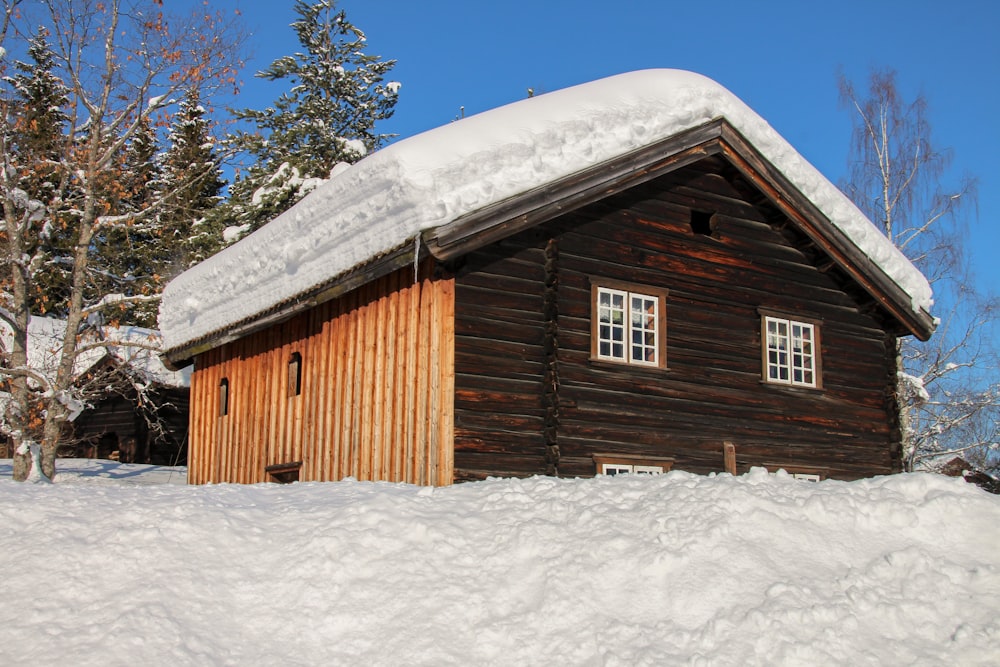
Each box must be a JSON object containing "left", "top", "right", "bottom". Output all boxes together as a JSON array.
[
  {"left": 159, "top": 70, "right": 935, "bottom": 485},
  {"left": 66, "top": 381, "right": 189, "bottom": 465},
  {"left": 1, "top": 318, "right": 191, "bottom": 463}
]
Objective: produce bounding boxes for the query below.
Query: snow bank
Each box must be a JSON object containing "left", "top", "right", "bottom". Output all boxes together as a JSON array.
[
  {"left": 159, "top": 69, "right": 932, "bottom": 354},
  {"left": 1, "top": 468, "right": 997, "bottom": 665}
]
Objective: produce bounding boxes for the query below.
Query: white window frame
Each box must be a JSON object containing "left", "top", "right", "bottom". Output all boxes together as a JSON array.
[
  {"left": 594, "top": 454, "right": 675, "bottom": 477},
  {"left": 601, "top": 463, "right": 634, "bottom": 476},
  {"left": 762, "top": 463, "right": 829, "bottom": 481},
  {"left": 762, "top": 313, "right": 821, "bottom": 388},
  {"left": 599, "top": 462, "right": 665, "bottom": 476},
  {"left": 591, "top": 281, "right": 668, "bottom": 369}
]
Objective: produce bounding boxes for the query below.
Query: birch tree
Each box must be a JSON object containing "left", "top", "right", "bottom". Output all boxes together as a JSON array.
[
  {"left": 0, "top": 0, "right": 244, "bottom": 481},
  {"left": 840, "top": 69, "right": 999, "bottom": 473}
]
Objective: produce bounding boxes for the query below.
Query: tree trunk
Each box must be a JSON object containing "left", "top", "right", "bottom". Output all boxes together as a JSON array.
[
  {"left": 39, "top": 417, "right": 62, "bottom": 481},
  {"left": 12, "top": 444, "right": 33, "bottom": 481}
]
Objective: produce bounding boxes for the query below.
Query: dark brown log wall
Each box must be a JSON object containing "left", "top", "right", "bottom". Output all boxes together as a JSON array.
[
  {"left": 68, "top": 387, "right": 189, "bottom": 465},
  {"left": 453, "top": 157, "right": 901, "bottom": 481}
]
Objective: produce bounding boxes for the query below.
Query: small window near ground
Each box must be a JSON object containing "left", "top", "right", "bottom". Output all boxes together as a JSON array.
[
  {"left": 602, "top": 463, "right": 635, "bottom": 476},
  {"left": 761, "top": 313, "right": 821, "bottom": 388},
  {"left": 762, "top": 463, "right": 828, "bottom": 481},
  {"left": 594, "top": 454, "right": 675, "bottom": 476},
  {"left": 219, "top": 378, "right": 229, "bottom": 417},
  {"left": 600, "top": 462, "right": 665, "bottom": 476},
  {"left": 591, "top": 281, "right": 668, "bottom": 369}
]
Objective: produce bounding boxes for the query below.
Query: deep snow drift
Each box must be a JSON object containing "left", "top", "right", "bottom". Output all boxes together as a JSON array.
[{"left": 1, "top": 463, "right": 997, "bottom": 666}]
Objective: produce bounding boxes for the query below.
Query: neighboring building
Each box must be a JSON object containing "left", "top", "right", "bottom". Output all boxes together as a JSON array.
[
  {"left": 0, "top": 317, "right": 190, "bottom": 463},
  {"left": 159, "top": 70, "right": 934, "bottom": 486},
  {"left": 939, "top": 457, "right": 1000, "bottom": 495}
]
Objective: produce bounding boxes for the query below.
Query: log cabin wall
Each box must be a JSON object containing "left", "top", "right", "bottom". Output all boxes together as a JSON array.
[
  {"left": 70, "top": 387, "right": 189, "bottom": 465},
  {"left": 187, "top": 261, "right": 454, "bottom": 485},
  {"left": 453, "top": 156, "right": 901, "bottom": 481},
  {"left": 451, "top": 231, "right": 550, "bottom": 481}
]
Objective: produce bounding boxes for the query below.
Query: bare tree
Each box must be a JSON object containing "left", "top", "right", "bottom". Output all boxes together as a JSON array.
[
  {"left": 0, "top": 0, "right": 245, "bottom": 481},
  {"left": 840, "top": 68, "right": 999, "bottom": 473}
]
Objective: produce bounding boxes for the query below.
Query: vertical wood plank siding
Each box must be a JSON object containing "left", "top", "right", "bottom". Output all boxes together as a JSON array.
[
  {"left": 186, "top": 261, "right": 454, "bottom": 485},
  {"left": 453, "top": 157, "right": 902, "bottom": 481}
]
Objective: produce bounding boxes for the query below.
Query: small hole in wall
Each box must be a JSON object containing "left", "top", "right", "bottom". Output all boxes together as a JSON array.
[{"left": 691, "top": 210, "right": 715, "bottom": 236}]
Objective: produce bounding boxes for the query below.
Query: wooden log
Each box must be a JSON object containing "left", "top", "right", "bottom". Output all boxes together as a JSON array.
[{"left": 724, "top": 442, "right": 737, "bottom": 475}]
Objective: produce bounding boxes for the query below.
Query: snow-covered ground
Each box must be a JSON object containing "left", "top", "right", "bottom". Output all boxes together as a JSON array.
[{"left": 1, "top": 462, "right": 997, "bottom": 666}]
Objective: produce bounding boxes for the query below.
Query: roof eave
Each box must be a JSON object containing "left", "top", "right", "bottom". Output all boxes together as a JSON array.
[
  {"left": 427, "top": 117, "right": 934, "bottom": 341},
  {"left": 161, "top": 241, "right": 419, "bottom": 368},
  {"left": 716, "top": 123, "right": 935, "bottom": 341}
]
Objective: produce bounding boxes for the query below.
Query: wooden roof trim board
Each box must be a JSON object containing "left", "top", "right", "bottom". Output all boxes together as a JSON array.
[{"left": 715, "top": 123, "right": 934, "bottom": 340}]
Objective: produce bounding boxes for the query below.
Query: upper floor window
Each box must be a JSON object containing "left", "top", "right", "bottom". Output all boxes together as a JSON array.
[
  {"left": 219, "top": 378, "right": 230, "bottom": 417},
  {"left": 762, "top": 313, "right": 821, "bottom": 388},
  {"left": 288, "top": 352, "right": 302, "bottom": 397},
  {"left": 591, "top": 281, "right": 668, "bottom": 369}
]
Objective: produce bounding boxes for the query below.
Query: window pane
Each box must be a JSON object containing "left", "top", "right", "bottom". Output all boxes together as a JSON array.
[
  {"left": 596, "top": 288, "right": 627, "bottom": 360},
  {"left": 765, "top": 317, "right": 790, "bottom": 383},
  {"left": 629, "top": 294, "right": 658, "bottom": 365},
  {"left": 789, "top": 322, "right": 815, "bottom": 386}
]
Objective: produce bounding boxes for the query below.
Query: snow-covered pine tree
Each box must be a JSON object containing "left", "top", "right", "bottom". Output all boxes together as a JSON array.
[
  {"left": 222, "top": 0, "right": 400, "bottom": 238},
  {"left": 0, "top": 26, "right": 71, "bottom": 464},
  {"left": 90, "top": 115, "right": 163, "bottom": 328},
  {"left": 158, "top": 89, "right": 226, "bottom": 273},
  {"left": 2, "top": 27, "right": 71, "bottom": 319}
]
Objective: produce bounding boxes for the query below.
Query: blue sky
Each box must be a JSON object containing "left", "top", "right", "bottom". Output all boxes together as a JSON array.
[{"left": 223, "top": 0, "right": 999, "bottom": 299}]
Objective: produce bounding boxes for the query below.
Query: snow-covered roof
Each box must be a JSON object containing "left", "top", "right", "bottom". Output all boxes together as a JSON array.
[{"left": 159, "top": 69, "right": 933, "bottom": 355}]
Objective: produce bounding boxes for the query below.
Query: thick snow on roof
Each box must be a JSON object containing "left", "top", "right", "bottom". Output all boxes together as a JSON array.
[{"left": 159, "top": 69, "right": 932, "bottom": 353}]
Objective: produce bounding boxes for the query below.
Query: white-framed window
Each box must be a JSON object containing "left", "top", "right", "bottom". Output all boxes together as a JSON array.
[
  {"left": 594, "top": 454, "right": 675, "bottom": 477},
  {"left": 762, "top": 314, "right": 820, "bottom": 388},
  {"left": 600, "top": 462, "right": 664, "bottom": 476},
  {"left": 591, "top": 281, "right": 668, "bottom": 369},
  {"left": 762, "top": 463, "right": 828, "bottom": 482}
]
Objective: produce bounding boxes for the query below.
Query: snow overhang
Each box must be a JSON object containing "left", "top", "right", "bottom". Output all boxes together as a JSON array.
[{"left": 159, "top": 69, "right": 935, "bottom": 363}]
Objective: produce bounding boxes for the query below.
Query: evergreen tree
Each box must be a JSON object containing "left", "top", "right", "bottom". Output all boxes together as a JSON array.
[
  {"left": 6, "top": 28, "right": 68, "bottom": 164},
  {"left": 2, "top": 27, "right": 71, "bottom": 318},
  {"left": 90, "top": 116, "right": 163, "bottom": 327},
  {"left": 222, "top": 0, "right": 399, "bottom": 237},
  {"left": 159, "top": 90, "right": 226, "bottom": 272}
]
